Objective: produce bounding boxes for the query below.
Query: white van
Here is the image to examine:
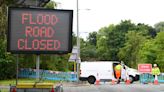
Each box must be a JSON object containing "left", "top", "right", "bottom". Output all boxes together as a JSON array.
[{"left": 79, "top": 61, "right": 140, "bottom": 84}]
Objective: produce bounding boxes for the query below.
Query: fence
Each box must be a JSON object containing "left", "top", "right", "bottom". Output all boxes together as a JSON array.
[
  {"left": 18, "top": 68, "right": 77, "bottom": 82},
  {"left": 140, "top": 73, "right": 164, "bottom": 83}
]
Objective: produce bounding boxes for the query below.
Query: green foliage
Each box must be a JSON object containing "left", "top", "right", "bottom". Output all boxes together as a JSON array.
[
  {"left": 107, "top": 20, "right": 136, "bottom": 60},
  {"left": 138, "top": 32, "right": 164, "bottom": 71},
  {"left": 139, "top": 39, "right": 157, "bottom": 63},
  {"left": 87, "top": 31, "right": 97, "bottom": 46},
  {"left": 80, "top": 31, "right": 98, "bottom": 61},
  {"left": 118, "top": 31, "right": 147, "bottom": 68},
  {"left": 72, "top": 33, "right": 77, "bottom": 45},
  {"left": 96, "top": 25, "right": 113, "bottom": 60},
  {"left": 136, "top": 23, "right": 156, "bottom": 38},
  {"left": 0, "top": 39, "right": 15, "bottom": 80},
  {"left": 0, "top": 0, "right": 15, "bottom": 7},
  {"left": 154, "top": 32, "right": 164, "bottom": 71},
  {"left": 154, "top": 22, "right": 164, "bottom": 32},
  {"left": 94, "top": 20, "right": 160, "bottom": 70},
  {"left": 81, "top": 44, "right": 97, "bottom": 61},
  {"left": 96, "top": 20, "right": 136, "bottom": 60},
  {"left": 44, "top": 1, "right": 56, "bottom": 9},
  {"left": 0, "top": 3, "right": 7, "bottom": 39},
  {"left": 0, "top": 1, "right": 14, "bottom": 80}
]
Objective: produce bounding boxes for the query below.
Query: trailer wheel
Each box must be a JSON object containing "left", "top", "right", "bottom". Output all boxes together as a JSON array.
[{"left": 88, "top": 76, "right": 96, "bottom": 84}]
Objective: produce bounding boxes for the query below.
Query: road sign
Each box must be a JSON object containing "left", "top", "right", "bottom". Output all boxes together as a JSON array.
[
  {"left": 68, "top": 46, "right": 81, "bottom": 63},
  {"left": 138, "top": 64, "right": 152, "bottom": 73},
  {"left": 68, "top": 54, "right": 77, "bottom": 62},
  {"left": 8, "top": 7, "right": 73, "bottom": 54}
]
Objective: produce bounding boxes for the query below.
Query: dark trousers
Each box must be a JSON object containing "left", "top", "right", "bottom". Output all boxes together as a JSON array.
[{"left": 153, "top": 75, "right": 155, "bottom": 78}]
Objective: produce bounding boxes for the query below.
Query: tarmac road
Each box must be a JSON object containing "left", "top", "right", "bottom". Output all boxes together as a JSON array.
[{"left": 63, "top": 82, "right": 164, "bottom": 92}]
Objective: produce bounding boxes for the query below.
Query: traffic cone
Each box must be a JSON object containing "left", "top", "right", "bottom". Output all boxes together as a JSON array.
[
  {"left": 51, "top": 87, "right": 55, "bottom": 92},
  {"left": 154, "top": 75, "right": 158, "bottom": 85},
  {"left": 126, "top": 76, "right": 130, "bottom": 85},
  {"left": 12, "top": 87, "right": 16, "bottom": 92},
  {"left": 96, "top": 73, "right": 100, "bottom": 85}
]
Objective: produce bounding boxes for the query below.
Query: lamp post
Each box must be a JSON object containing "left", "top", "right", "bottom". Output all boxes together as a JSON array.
[
  {"left": 76, "top": 0, "right": 90, "bottom": 82},
  {"left": 76, "top": 0, "right": 80, "bottom": 82}
]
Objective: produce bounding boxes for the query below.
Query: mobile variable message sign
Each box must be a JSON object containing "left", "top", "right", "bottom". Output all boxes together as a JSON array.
[
  {"left": 138, "top": 64, "right": 152, "bottom": 73},
  {"left": 8, "top": 7, "right": 73, "bottom": 54}
]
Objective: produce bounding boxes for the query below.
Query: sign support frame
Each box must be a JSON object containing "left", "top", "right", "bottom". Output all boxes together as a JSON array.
[
  {"left": 36, "top": 54, "right": 40, "bottom": 82},
  {"left": 16, "top": 54, "right": 19, "bottom": 85}
]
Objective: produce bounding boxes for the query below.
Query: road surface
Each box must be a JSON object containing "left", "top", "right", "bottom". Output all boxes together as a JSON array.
[{"left": 63, "top": 82, "right": 164, "bottom": 92}]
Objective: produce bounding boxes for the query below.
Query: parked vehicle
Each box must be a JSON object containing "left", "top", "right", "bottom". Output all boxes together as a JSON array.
[{"left": 79, "top": 61, "right": 140, "bottom": 84}]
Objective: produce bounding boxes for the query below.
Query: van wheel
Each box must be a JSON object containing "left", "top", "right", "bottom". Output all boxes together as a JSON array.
[
  {"left": 88, "top": 76, "right": 96, "bottom": 84},
  {"left": 129, "top": 76, "right": 134, "bottom": 83}
]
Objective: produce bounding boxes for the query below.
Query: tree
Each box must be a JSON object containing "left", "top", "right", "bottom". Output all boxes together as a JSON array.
[
  {"left": 137, "top": 31, "right": 164, "bottom": 72},
  {"left": 107, "top": 20, "right": 136, "bottom": 60},
  {"left": 138, "top": 39, "right": 156, "bottom": 64},
  {"left": 81, "top": 44, "right": 97, "bottom": 61},
  {"left": 87, "top": 31, "right": 97, "bottom": 46},
  {"left": 0, "top": 0, "right": 5, "bottom": 6},
  {"left": 97, "top": 26, "right": 111, "bottom": 60},
  {"left": 96, "top": 20, "right": 137, "bottom": 61},
  {"left": 80, "top": 31, "right": 98, "bottom": 61},
  {"left": 0, "top": 39, "right": 15, "bottom": 79},
  {"left": 118, "top": 31, "right": 146, "bottom": 68},
  {"left": 0, "top": 0, "right": 17, "bottom": 80},
  {"left": 136, "top": 23, "right": 156, "bottom": 38},
  {"left": 44, "top": 1, "right": 56, "bottom": 9},
  {"left": 154, "top": 22, "right": 164, "bottom": 32},
  {"left": 0, "top": 0, "right": 9, "bottom": 39},
  {"left": 154, "top": 32, "right": 164, "bottom": 71},
  {"left": 72, "top": 32, "right": 77, "bottom": 46}
]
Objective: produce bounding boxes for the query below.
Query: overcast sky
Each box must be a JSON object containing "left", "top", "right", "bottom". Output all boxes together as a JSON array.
[{"left": 54, "top": 0, "right": 164, "bottom": 39}]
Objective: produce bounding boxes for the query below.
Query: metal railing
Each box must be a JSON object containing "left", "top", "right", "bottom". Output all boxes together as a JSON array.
[
  {"left": 140, "top": 73, "right": 164, "bottom": 83},
  {"left": 18, "top": 68, "right": 78, "bottom": 82}
]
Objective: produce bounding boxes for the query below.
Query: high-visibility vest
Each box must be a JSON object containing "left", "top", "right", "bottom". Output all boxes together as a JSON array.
[
  {"left": 115, "top": 65, "right": 122, "bottom": 71},
  {"left": 152, "top": 67, "right": 160, "bottom": 75}
]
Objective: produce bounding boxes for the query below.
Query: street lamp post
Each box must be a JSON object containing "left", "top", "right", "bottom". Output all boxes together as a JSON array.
[
  {"left": 76, "top": 0, "right": 90, "bottom": 82},
  {"left": 76, "top": 0, "right": 80, "bottom": 82}
]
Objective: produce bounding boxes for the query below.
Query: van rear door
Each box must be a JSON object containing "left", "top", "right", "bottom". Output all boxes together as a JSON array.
[{"left": 99, "top": 62, "right": 113, "bottom": 80}]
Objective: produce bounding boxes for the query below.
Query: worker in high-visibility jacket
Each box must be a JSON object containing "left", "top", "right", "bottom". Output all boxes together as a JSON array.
[
  {"left": 115, "top": 63, "right": 122, "bottom": 84},
  {"left": 152, "top": 64, "right": 160, "bottom": 84},
  {"left": 152, "top": 64, "right": 160, "bottom": 77}
]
